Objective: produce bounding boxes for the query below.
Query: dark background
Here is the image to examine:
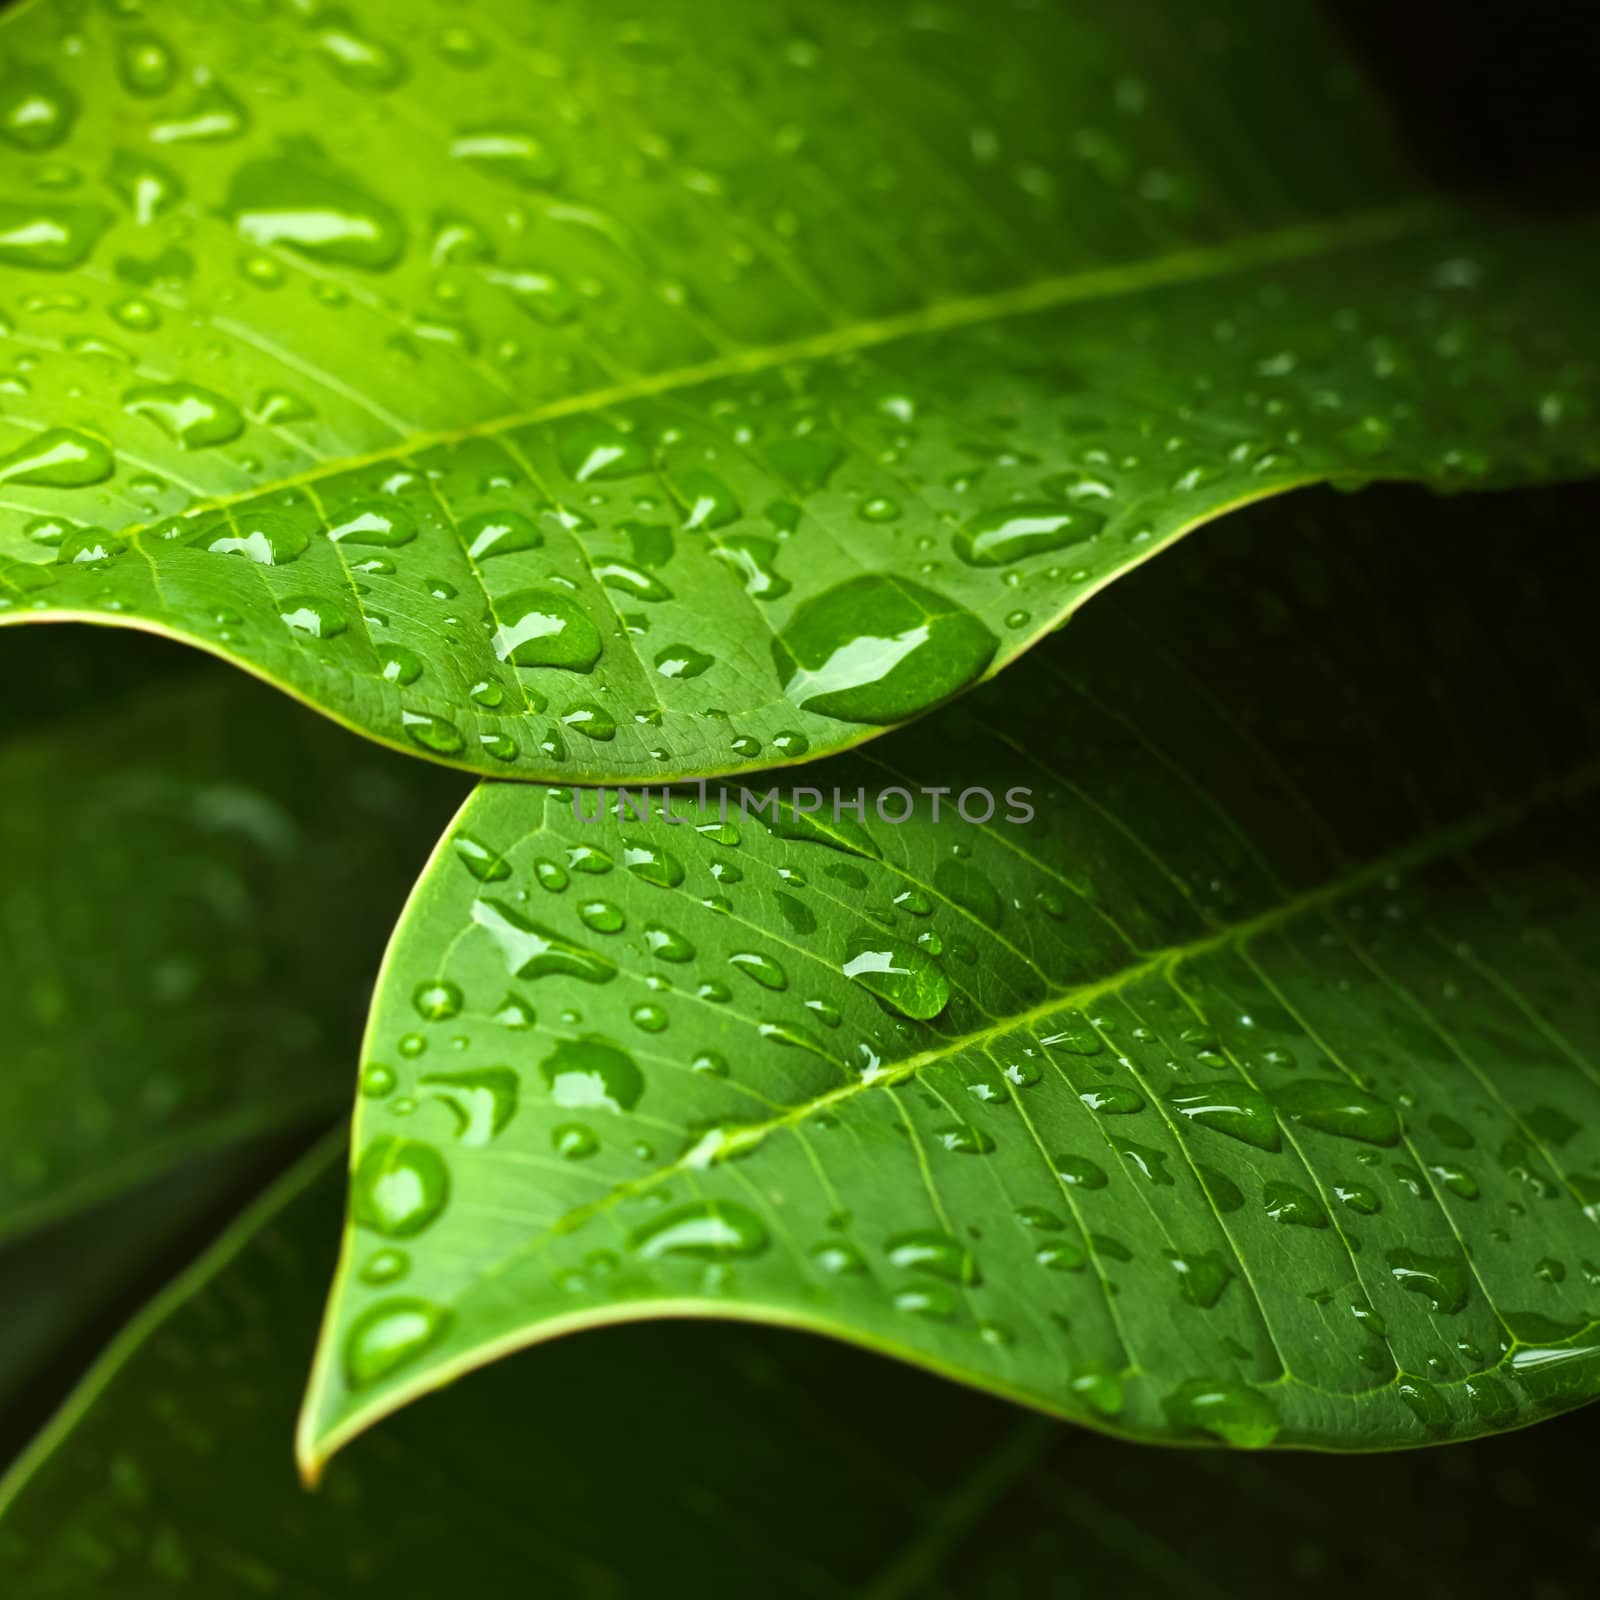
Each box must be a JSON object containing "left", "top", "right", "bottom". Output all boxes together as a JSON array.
[{"left": 1333, "top": 0, "right": 1600, "bottom": 202}]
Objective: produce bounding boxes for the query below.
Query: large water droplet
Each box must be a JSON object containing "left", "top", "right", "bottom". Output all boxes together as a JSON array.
[
  {"left": 344, "top": 1298, "right": 450, "bottom": 1389},
  {"left": 351, "top": 1136, "right": 451, "bottom": 1236},
  {"left": 492, "top": 589, "right": 603, "bottom": 670},
  {"left": 841, "top": 932, "right": 948, "bottom": 1019},
  {"left": 0, "top": 428, "right": 113, "bottom": 487},
  {"left": 328, "top": 501, "right": 417, "bottom": 547},
  {"left": 558, "top": 422, "right": 647, "bottom": 483},
  {"left": 729, "top": 950, "right": 788, "bottom": 990},
  {"left": 462, "top": 509, "right": 541, "bottom": 560},
  {"left": 1273, "top": 1080, "right": 1401, "bottom": 1145},
  {"left": 198, "top": 509, "right": 308, "bottom": 565},
  {"left": 472, "top": 899, "right": 618, "bottom": 983},
  {"left": 1161, "top": 1379, "right": 1279, "bottom": 1448},
  {"left": 122, "top": 382, "right": 244, "bottom": 449},
  {"left": 0, "top": 202, "right": 112, "bottom": 270},
  {"left": 623, "top": 840, "right": 685, "bottom": 888},
  {"left": 1385, "top": 1247, "right": 1470, "bottom": 1313},
  {"left": 629, "top": 1200, "right": 769, "bottom": 1260},
  {"left": 451, "top": 125, "right": 563, "bottom": 188},
  {"left": 955, "top": 502, "right": 1103, "bottom": 566},
  {"left": 1168, "top": 1083, "right": 1281, "bottom": 1152},
  {"left": 224, "top": 156, "right": 405, "bottom": 270},
  {"left": 773, "top": 576, "right": 996, "bottom": 724},
  {"left": 540, "top": 1036, "right": 643, "bottom": 1112},
  {"left": 278, "top": 595, "right": 347, "bottom": 638},
  {"left": 420, "top": 1067, "right": 520, "bottom": 1146},
  {"left": 885, "top": 1230, "right": 980, "bottom": 1284},
  {"left": 0, "top": 68, "right": 78, "bottom": 151}
]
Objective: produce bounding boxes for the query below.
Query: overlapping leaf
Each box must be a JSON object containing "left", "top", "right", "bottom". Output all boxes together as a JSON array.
[
  {"left": 1, "top": 0, "right": 1597, "bottom": 777},
  {"left": 5, "top": 1141, "right": 1598, "bottom": 1597},
  {"left": 0, "top": 628, "right": 463, "bottom": 1244},
  {"left": 302, "top": 486, "right": 1600, "bottom": 1466}
]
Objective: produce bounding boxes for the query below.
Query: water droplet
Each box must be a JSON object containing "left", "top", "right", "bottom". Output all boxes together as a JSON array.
[
  {"left": 463, "top": 509, "right": 541, "bottom": 559},
  {"left": 473, "top": 899, "right": 618, "bottom": 983},
  {"left": 122, "top": 383, "right": 243, "bottom": 450},
  {"left": 709, "top": 534, "right": 789, "bottom": 600},
  {"left": 224, "top": 156, "right": 405, "bottom": 270},
  {"left": 623, "top": 841, "right": 685, "bottom": 888},
  {"left": 451, "top": 125, "right": 563, "bottom": 188},
  {"left": 955, "top": 502, "right": 1103, "bottom": 566},
  {"left": 3, "top": 198, "right": 107, "bottom": 280},
  {"left": 493, "top": 589, "right": 603, "bottom": 670},
  {"left": 540, "top": 1036, "right": 643, "bottom": 1112},
  {"left": 1385, "top": 1247, "right": 1470, "bottom": 1313},
  {"left": 313, "top": 13, "right": 409, "bottom": 90},
  {"left": 809, "top": 1238, "right": 867, "bottom": 1275},
  {"left": 1397, "top": 1376, "right": 1451, "bottom": 1431},
  {"left": 563, "top": 701, "right": 616, "bottom": 740},
  {"left": 117, "top": 30, "right": 179, "bottom": 97},
  {"left": 1170, "top": 1250, "right": 1234, "bottom": 1308},
  {"left": 596, "top": 558, "right": 672, "bottom": 603},
  {"left": 1081, "top": 1086, "right": 1144, "bottom": 1115},
  {"left": 412, "top": 980, "right": 463, "bottom": 1021},
  {"left": 1162, "top": 1379, "right": 1279, "bottom": 1448},
  {"left": 644, "top": 923, "right": 694, "bottom": 962},
  {"left": 1334, "top": 1181, "right": 1380, "bottom": 1214},
  {"left": 360, "top": 1249, "right": 409, "bottom": 1287},
  {"left": 368, "top": 645, "right": 424, "bottom": 689},
  {"left": 328, "top": 501, "right": 417, "bottom": 547},
  {"left": 773, "top": 576, "right": 996, "bottom": 724},
  {"left": 558, "top": 422, "right": 647, "bottom": 483},
  {"left": 344, "top": 1298, "right": 450, "bottom": 1389},
  {"left": 351, "top": 1136, "right": 451, "bottom": 1236},
  {"left": 578, "top": 898, "right": 625, "bottom": 933},
  {"left": 454, "top": 832, "right": 512, "bottom": 882},
  {"left": 630, "top": 1201, "right": 769, "bottom": 1259},
  {"left": 361, "top": 1063, "right": 397, "bottom": 1098},
  {"left": 419, "top": 1067, "right": 519, "bottom": 1146},
  {"left": 199, "top": 510, "right": 307, "bottom": 565},
  {"left": 553, "top": 1122, "right": 599, "bottom": 1160},
  {"left": 1168, "top": 1083, "right": 1281, "bottom": 1152},
  {"left": 106, "top": 150, "right": 185, "bottom": 224},
  {"left": 0, "top": 427, "right": 113, "bottom": 487},
  {"left": 1273, "top": 1080, "right": 1401, "bottom": 1145},
  {"left": 670, "top": 467, "right": 740, "bottom": 530},
  {"left": 278, "top": 595, "right": 347, "bottom": 638},
  {"left": 885, "top": 1231, "right": 980, "bottom": 1284},
  {"left": 655, "top": 643, "right": 713, "bottom": 680},
  {"left": 0, "top": 67, "right": 77, "bottom": 150},
  {"left": 934, "top": 1122, "right": 996, "bottom": 1155},
  {"left": 1263, "top": 1180, "right": 1329, "bottom": 1228},
  {"left": 402, "top": 709, "right": 466, "bottom": 757},
  {"left": 1053, "top": 1153, "right": 1109, "bottom": 1189},
  {"left": 729, "top": 950, "right": 788, "bottom": 990},
  {"left": 841, "top": 932, "right": 948, "bottom": 1019}
]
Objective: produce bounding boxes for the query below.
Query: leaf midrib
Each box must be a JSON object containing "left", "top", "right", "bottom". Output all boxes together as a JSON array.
[
  {"left": 502, "top": 750, "right": 1600, "bottom": 1253},
  {"left": 47, "top": 200, "right": 1454, "bottom": 546}
]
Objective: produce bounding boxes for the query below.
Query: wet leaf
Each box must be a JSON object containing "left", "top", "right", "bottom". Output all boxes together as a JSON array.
[
  {"left": 301, "top": 484, "right": 1600, "bottom": 1462},
  {"left": 0, "top": 0, "right": 1597, "bottom": 776},
  {"left": 6, "top": 1141, "right": 1600, "bottom": 1596}
]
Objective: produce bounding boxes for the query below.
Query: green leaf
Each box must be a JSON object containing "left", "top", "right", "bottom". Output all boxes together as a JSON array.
[
  {"left": 7, "top": 1139, "right": 1600, "bottom": 1596},
  {"left": 301, "top": 484, "right": 1600, "bottom": 1465},
  {"left": 0, "top": 628, "right": 463, "bottom": 1244},
  {"left": 1, "top": 0, "right": 1597, "bottom": 778}
]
